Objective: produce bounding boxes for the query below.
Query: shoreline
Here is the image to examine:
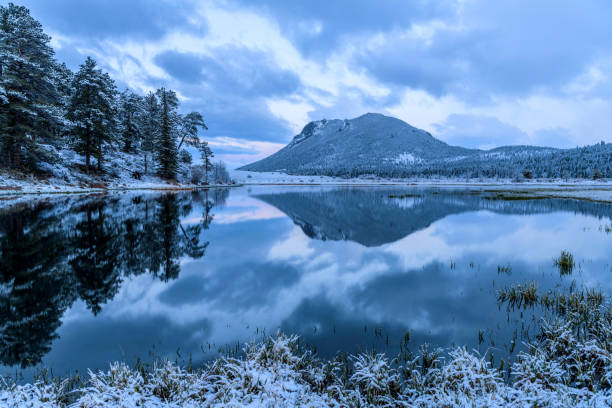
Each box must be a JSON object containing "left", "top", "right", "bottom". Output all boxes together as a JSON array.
[
  {"left": 2, "top": 182, "right": 612, "bottom": 204},
  {"left": 2, "top": 170, "right": 612, "bottom": 203},
  {"left": 0, "top": 183, "right": 240, "bottom": 197}
]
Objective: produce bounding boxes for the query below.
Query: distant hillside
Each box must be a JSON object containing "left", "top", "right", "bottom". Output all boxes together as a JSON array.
[{"left": 240, "top": 113, "right": 611, "bottom": 179}]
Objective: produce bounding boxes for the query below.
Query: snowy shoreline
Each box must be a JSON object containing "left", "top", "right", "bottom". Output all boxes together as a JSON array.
[
  {"left": 2, "top": 328, "right": 611, "bottom": 407},
  {"left": 230, "top": 170, "right": 612, "bottom": 186},
  {"left": 2, "top": 170, "right": 612, "bottom": 204},
  {"left": 225, "top": 170, "right": 612, "bottom": 202},
  {"left": 0, "top": 176, "right": 236, "bottom": 196}
]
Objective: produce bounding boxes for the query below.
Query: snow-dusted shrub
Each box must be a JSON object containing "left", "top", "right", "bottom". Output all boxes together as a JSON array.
[
  {"left": 403, "top": 347, "right": 509, "bottom": 408},
  {"left": 512, "top": 350, "right": 566, "bottom": 393},
  {"left": 0, "top": 378, "right": 66, "bottom": 408},
  {"left": 190, "top": 165, "right": 203, "bottom": 185},
  {"left": 402, "top": 344, "right": 443, "bottom": 395},
  {"left": 1, "top": 299, "right": 612, "bottom": 407},
  {"left": 77, "top": 362, "right": 153, "bottom": 407},
  {"left": 437, "top": 348, "right": 503, "bottom": 397},
  {"left": 537, "top": 319, "right": 575, "bottom": 360},
  {"left": 349, "top": 352, "right": 403, "bottom": 405}
]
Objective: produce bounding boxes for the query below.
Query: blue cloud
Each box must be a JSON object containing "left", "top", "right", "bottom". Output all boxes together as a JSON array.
[
  {"left": 358, "top": 0, "right": 612, "bottom": 100},
  {"left": 156, "top": 47, "right": 302, "bottom": 143},
  {"left": 19, "top": 0, "right": 200, "bottom": 40},
  {"left": 210, "top": 145, "right": 260, "bottom": 156},
  {"left": 196, "top": 47, "right": 301, "bottom": 97},
  {"left": 155, "top": 51, "right": 206, "bottom": 83},
  {"left": 433, "top": 114, "right": 529, "bottom": 149},
  {"left": 533, "top": 128, "right": 576, "bottom": 149},
  {"left": 233, "top": 0, "right": 457, "bottom": 57}
]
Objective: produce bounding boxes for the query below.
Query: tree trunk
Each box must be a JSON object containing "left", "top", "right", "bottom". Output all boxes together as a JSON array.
[
  {"left": 144, "top": 153, "right": 148, "bottom": 175},
  {"left": 97, "top": 141, "right": 102, "bottom": 172},
  {"left": 177, "top": 136, "right": 186, "bottom": 151},
  {"left": 13, "top": 141, "right": 21, "bottom": 169},
  {"left": 85, "top": 128, "right": 91, "bottom": 173}
]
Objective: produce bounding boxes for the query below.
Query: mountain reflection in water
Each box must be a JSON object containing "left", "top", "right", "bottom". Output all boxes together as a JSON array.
[
  {"left": 0, "top": 186, "right": 610, "bottom": 380},
  {"left": 256, "top": 188, "right": 612, "bottom": 246}
]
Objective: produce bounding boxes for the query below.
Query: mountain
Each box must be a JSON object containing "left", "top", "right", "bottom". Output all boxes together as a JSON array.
[
  {"left": 241, "top": 113, "right": 473, "bottom": 172},
  {"left": 239, "top": 113, "right": 612, "bottom": 179}
]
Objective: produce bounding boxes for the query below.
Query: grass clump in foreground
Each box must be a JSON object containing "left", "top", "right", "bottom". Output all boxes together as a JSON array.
[
  {"left": 554, "top": 250, "right": 575, "bottom": 275},
  {"left": 2, "top": 292, "right": 612, "bottom": 407}
]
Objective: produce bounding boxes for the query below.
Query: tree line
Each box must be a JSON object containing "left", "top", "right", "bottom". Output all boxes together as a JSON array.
[
  {"left": 0, "top": 3, "right": 222, "bottom": 182},
  {"left": 286, "top": 142, "right": 612, "bottom": 180}
]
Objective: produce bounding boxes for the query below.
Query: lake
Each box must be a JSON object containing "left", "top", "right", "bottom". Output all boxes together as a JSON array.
[{"left": 1, "top": 186, "right": 611, "bottom": 380}]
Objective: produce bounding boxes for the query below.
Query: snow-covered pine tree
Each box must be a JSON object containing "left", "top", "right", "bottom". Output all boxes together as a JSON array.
[
  {"left": 0, "top": 3, "right": 61, "bottom": 170},
  {"left": 140, "top": 91, "right": 160, "bottom": 175},
  {"left": 49, "top": 61, "right": 74, "bottom": 141},
  {"left": 68, "top": 57, "right": 117, "bottom": 172},
  {"left": 198, "top": 140, "right": 214, "bottom": 184},
  {"left": 178, "top": 111, "right": 207, "bottom": 151},
  {"left": 118, "top": 90, "right": 143, "bottom": 152},
  {"left": 155, "top": 87, "right": 180, "bottom": 180}
]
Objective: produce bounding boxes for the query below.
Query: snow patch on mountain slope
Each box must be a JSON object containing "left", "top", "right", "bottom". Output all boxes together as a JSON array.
[{"left": 389, "top": 152, "right": 420, "bottom": 164}]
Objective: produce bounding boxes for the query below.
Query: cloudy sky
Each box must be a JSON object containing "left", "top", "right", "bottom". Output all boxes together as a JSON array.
[{"left": 13, "top": 0, "right": 612, "bottom": 167}]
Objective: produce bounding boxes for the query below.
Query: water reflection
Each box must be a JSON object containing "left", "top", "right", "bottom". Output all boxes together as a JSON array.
[
  {"left": 0, "top": 186, "right": 610, "bottom": 379},
  {"left": 256, "top": 188, "right": 612, "bottom": 246},
  {"left": 0, "top": 190, "right": 227, "bottom": 368}
]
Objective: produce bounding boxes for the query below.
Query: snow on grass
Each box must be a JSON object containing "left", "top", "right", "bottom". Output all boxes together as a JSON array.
[
  {"left": 230, "top": 170, "right": 611, "bottom": 186},
  {"left": 230, "top": 170, "right": 612, "bottom": 203},
  {"left": 2, "top": 300, "right": 611, "bottom": 408}
]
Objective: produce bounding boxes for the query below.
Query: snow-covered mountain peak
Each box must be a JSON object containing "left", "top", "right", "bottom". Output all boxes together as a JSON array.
[{"left": 239, "top": 113, "right": 611, "bottom": 179}]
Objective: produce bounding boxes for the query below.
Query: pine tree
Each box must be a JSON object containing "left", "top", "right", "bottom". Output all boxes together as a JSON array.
[
  {"left": 155, "top": 87, "right": 179, "bottom": 180},
  {"left": 140, "top": 92, "right": 159, "bottom": 175},
  {"left": 118, "top": 90, "right": 143, "bottom": 152},
  {"left": 0, "top": 3, "right": 60, "bottom": 170},
  {"left": 49, "top": 61, "right": 73, "bottom": 141},
  {"left": 68, "top": 57, "right": 117, "bottom": 172},
  {"left": 198, "top": 140, "right": 214, "bottom": 184},
  {"left": 178, "top": 111, "right": 207, "bottom": 151}
]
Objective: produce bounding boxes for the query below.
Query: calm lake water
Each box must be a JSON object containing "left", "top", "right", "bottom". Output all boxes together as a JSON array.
[{"left": 1, "top": 186, "right": 611, "bottom": 380}]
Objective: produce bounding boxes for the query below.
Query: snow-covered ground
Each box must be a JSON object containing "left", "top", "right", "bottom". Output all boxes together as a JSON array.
[
  {"left": 3, "top": 165, "right": 612, "bottom": 204},
  {"left": 0, "top": 148, "right": 230, "bottom": 196},
  {"left": 0, "top": 173, "right": 202, "bottom": 195},
  {"left": 230, "top": 170, "right": 611, "bottom": 186},
  {"left": 230, "top": 170, "right": 612, "bottom": 203}
]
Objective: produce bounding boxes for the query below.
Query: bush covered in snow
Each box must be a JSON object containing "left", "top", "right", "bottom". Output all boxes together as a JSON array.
[{"left": 2, "top": 290, "right": 612, "bottom": 408}]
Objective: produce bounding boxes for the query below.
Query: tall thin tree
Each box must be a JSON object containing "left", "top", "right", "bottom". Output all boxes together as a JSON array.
[
  {"left": 140, "top": 92, "right": 159, "bottom": 175},
  {"left": 155, "top": 87, "right": 179, "bottom": 180}
]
